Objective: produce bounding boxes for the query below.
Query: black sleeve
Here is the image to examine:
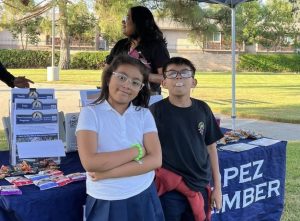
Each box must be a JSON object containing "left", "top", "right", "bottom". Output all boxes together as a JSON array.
[
  {"left": 0, "top": 61, "right": 15, "bottom": 88},
  {"left": 151, "top": 41, "right": 170, "bottom": 69},
  {"left": 203, "top": 103, "right": 223, "bottom": 145},
  {"left": 105, "top": 39, "right": 128, "bottom": 64}
]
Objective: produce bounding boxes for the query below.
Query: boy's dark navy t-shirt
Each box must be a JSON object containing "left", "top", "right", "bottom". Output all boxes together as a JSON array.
[{"left": 150, "top": 98, "right": 223, "bottom": 191}]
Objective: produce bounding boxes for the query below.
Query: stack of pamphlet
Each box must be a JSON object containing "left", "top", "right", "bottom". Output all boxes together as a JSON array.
[{"left": 9, "top": 88, "right": 65, "bottom": 165}]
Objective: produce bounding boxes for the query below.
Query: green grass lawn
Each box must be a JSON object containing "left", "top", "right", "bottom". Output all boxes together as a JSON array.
[
  {"left": 192, "top": 72, "right": 300, "bottom": 123},
  {"left": 10, "top": 68, "right": 102, "bottom": 86},
  {"left": 281, "top": 142, "right": 300, "bottom": 221},
  {"left": 0, "top": 130, "right": 7, "bottom": 150},
  {"left": 8, "top": 69, "right": 300, "bottom": 123}
]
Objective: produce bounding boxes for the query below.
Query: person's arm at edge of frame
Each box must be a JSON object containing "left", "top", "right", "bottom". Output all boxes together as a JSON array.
[
  {"left": 0, "top": 61, "right": 15, "bottom": 88},
  {"left": 148, "top": 67, "right": 164, "bottom": 84},
  {"left": 89, "top": 131, "right": 162, "bottom": 180},
  {"left": 77, "top": 130, "right": 145, "bottom": 172},
  {"left": 207, "top": 142, "right": 222, "bottom": 211},
  {"left": 0, "top": 62, "right": 34, "bottom": 88}
]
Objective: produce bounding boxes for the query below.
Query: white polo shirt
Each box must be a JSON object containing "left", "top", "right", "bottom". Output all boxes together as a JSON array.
[{"left": 76, "top": 100, "right": 157, "bottom": 200}]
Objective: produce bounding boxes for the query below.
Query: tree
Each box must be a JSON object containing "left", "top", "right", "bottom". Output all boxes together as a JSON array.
[
  {"left": 289, "top": 0, "right": 300, "bottom": 50},
  {"left": 257, "top": 0, "right": 295, "bottom": 52},
  {"left": 235, "top": 1, "right": 262, "bottom": 46},
  {"left": 95, "top": 0, "right": 137, "bottom": 44},
  {"left": 151, "top": 0, "right": 218, "bottom": 51},
  {"left": 0, "top": 0, "right": 42, "bottom": 49},
  {"left": 1, "top": 0, "right": 71, "bottom": 69},
  {"left": 68, "top": 0, "right": 96, "bottom": 47},
  {"left": 9, "top": 18, "right": 42, "bottom": 49},
  {"left": 57, "top": 0, "right": 70, "bottom": 69}
]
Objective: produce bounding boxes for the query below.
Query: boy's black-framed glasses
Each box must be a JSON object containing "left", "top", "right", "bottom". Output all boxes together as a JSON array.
[
  {"left": 112, "top": 72, "right": 144, "bottom": 91},
  {"left": 164, "top": 69, "right": 194, "bottom": 79}
]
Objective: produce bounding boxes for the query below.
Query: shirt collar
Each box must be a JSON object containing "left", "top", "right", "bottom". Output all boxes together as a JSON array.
[{"left": 98, "top": 100, "right": 136, "bottom": 114}]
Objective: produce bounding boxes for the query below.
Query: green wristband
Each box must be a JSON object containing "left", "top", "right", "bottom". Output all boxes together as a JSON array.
[{"left": 132, "top": 143, "right": 143, "bottom": 161}]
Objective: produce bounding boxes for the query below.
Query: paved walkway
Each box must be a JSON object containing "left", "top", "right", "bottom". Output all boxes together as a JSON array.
[{"left": 217, "top": 115, "right": 300, "bottom": 142}]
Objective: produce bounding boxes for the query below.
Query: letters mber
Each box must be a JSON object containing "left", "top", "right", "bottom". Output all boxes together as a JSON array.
[{"left": 215, "top": 160, "right": 281, "bottom": 213}]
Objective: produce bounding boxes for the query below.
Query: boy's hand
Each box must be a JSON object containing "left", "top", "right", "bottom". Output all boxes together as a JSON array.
[{"left": 211, "top": 187, "right": 222, "bottom": 211}]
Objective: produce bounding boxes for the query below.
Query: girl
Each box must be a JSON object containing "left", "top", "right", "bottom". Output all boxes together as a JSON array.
[
  {"left": 106, "top": 6, "right": 170, "bottom": 95},
  {"left": 76, "top": 55, "right": 164, "bottom": 221}
]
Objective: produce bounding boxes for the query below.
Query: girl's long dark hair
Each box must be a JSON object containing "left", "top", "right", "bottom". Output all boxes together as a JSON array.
[
  {"left": 129, "top": 6, "right": 167, "bottom": 46},
  {"left": 94, "top": 54, "right": 150, "bottom": 108}
]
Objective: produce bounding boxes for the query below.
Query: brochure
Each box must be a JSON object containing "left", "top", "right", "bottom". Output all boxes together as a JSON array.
[
  {"left": 66, "top": 172, "right": 86, "bottom": 182},
  {"left": 10, "top": 88, "right": 55, "bottom": 129},
  {"left": 5, "top": 176, "right": 33, "bottom": 186},
  {"left": 0, "top": 185, "right": 22, "bottom": 195},
  {"left": 50, "top": 175, "right": 72, "bottom": 186},
  {"left": 33, "top": 178, "right": 58, "bottom": 190},
  {"left": 248, "top": 138, "right": 281, "bottom": 146},
  {"left": 14, "top": 98, "right": 57, "bottom": 110},
  {"left": 219, "top": 143, "right": 258, "bottom": 152},
  {"left": 65, "top": 112, "right": 79, "bottom": 152}
]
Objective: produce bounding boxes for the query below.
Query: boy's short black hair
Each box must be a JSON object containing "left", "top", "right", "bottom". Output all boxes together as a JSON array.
[{"left": 162, "top": 57, "right": 196, "bottom": 77}]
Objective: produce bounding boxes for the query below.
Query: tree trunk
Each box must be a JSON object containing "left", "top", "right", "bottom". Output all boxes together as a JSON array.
[
  {"left": 58, "top": 0, "right": 70, "bottom": 69},
  {"left": 20, "top": 32, "right": 25, "bottom": 50},
  {"left": 95, "top": 20, "right": 100, "bottom": 51},
  {"left": 25, "top": 35, "right": 28, "bottom": 50}
]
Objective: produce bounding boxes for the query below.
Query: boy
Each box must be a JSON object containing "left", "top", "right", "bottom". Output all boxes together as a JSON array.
[{"left": 150, "top": 57, "right": 223, "bottom": 221}]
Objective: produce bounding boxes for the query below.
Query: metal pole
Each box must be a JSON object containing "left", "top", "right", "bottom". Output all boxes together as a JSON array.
[
  {"left": 231, "top": 7, "right": 236, "bottom": 131},
  {"left": 51, "top": 2, "right": 55, "bottom": 67}
]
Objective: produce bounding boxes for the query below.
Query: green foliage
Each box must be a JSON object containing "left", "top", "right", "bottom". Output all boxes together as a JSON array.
[
  {"left": 238, "top": 54, "right": 300, "bottom": 72},
  {"left": 0, "top": 130, "right": 8, "bottom": 151},
  {"left": 70, "top": 51, "right": 109, "bottom": 69},
  {"left": 7, "top": 17, "right": 42, "bottom": 49},
  {"left": 257, "top": 0, "right": 295, "bottom": 50},
  {"left": 0, "top": 49, "right": 59, "bottom": 68},
  {"left": 0, "top": 0, "right": 42, "bottom": 49},
  {"left": 152, "top": 0, "right": 299, "bottom": 50},
  {"left": 0, "top": 49, "right": 110, "bottom": 69},
  {"left": 68, "top": 0, "right": 96, "bottom": 44},
  {"left": 95, "top": 0, "right": 137, "bottom": 44},
  {"left": 156, "top": 0, "right": 216, "bottom": 47},
  {"left": 236, "top": 1, "right": 262, "bottom": 45}
]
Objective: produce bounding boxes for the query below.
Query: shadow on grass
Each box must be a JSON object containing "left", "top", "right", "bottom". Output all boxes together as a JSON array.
[
  {"left": 205, "top": 99, "right": 271, "bottom": 106},
  {"left": 218, "top": 104, "right": 300, "bottom": 124}
]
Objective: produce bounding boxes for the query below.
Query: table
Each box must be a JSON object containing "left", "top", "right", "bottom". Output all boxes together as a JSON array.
[
  {"left": 0, "top": 152, "right": 86, "bottom": 221},
  {"left": 0, "top": 138, "right": 287, "bottom": 221},
  {"left": 212, "top": 139, "right": 287, "bottom": 221}
]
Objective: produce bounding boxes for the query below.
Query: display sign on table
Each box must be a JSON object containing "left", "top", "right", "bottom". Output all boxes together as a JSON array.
[{"left": 9, "top": 88, "right": 65, "bottom": 165}]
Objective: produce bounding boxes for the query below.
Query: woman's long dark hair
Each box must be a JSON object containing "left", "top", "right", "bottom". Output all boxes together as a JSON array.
[
  {"left": 129, "top": 6, "right": 167, "bottom": 46},
  {"left": 94, "top": 54, "right": 151, "bottom": 108}
]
